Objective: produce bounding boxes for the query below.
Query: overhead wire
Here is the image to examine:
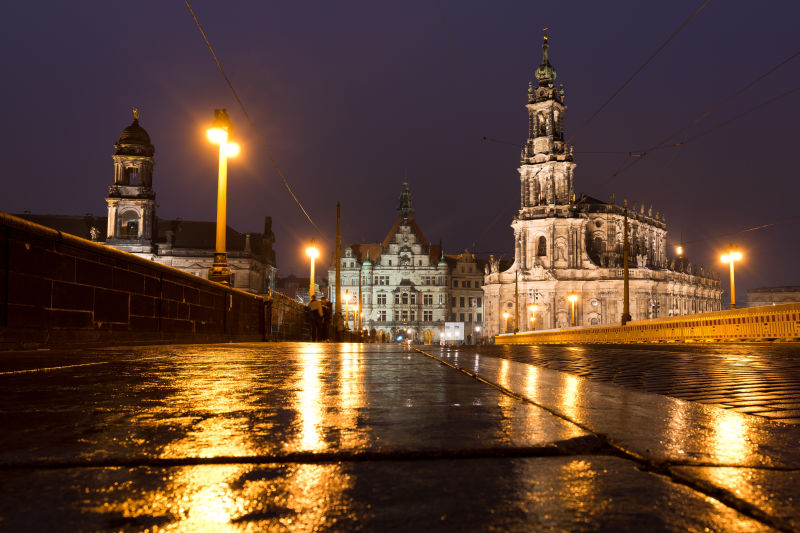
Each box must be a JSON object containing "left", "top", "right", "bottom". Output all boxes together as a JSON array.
[
  {"left": 183, "top": 1, "right": 322, "bottom": 233},
  {"left": 567, "top": 0, "right": 712, "bottom": 144},
  {"left": 601, "top": 47, "right": 800, "bottom": 185},
  {"left": 683, "top": 215, "right": 800, "bottom": 246}
]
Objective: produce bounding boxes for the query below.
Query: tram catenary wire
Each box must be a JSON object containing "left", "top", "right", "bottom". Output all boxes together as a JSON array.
[{"left": 184, "top": 1, "right": 322, "bottom": 234}]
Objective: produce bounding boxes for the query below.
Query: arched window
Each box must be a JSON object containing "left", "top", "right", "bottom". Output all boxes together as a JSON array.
[
  {"left": 537, "top": 236, "right": 547, "bottom": 256},
  {"left": 119, "top": 211, "right": 139, "bottom": 239},
  {"left": 593, "top": 236, "right": 605, "bottom": 255},
  {"left": 401, "top": 293, "right": 409, "bottom": 305},
  {"left": 124, "top": 166, "right": 140, "bottom": 186}
]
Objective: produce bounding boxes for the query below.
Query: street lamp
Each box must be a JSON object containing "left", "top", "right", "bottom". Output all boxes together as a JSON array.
[
  {"left": 474, "top": 325, "right": 481, "bottom": 345},
  {"left": 206, "top": 109, "right": 240, "bottom": 285},
  {"left": 528, "top": 304, "right": 539, "bottom": 331},
  {"left": 568, "top": 294, "right": 578, "bottom": 326},
  {"left": 344, "top": 290, "right": 351, "bottom": 330},
  {"left": 503, "top": 311, "right": 510, "bottom": 333},
  {"left": 721, "top": 245, "right": 743, "bottom": 309},
  {"left": 305, "top": 238, "right": 319, "bottom": 300}
]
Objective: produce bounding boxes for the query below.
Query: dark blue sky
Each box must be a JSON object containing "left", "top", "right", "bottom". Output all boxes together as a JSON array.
[{"left": 1, "top": 1, "right": 798, "bottom": 297}]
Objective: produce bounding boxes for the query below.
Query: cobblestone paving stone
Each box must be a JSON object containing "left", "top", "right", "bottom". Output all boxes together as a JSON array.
[{"left": 464, "top": 343, "right": 800, "bottom": 425}]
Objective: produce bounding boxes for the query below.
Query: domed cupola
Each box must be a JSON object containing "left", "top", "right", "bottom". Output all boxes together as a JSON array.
[
  {"left": 105, "top": 108, "right": 157, "bottom": 254},
  {"left": 534, "top": 34, "right": 557, "bottom": 88},
  {"left": 114, "top": 109, "right": 155, "bottom": 157}
]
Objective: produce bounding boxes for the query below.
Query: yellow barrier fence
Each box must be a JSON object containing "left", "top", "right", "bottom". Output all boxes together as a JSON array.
[{"left": 496, "top": 303, "right": 800, "bottom": 344}]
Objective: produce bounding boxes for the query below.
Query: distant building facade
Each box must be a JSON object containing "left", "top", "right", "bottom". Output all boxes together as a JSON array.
[
  {"left": 17, "top": 111, "right": 277, "bottom": 295},
  {"left": 747, "top": 286, "right": 800, "bottom": 307},
  {"left": 445, "top": 251, "right": 486, "bottom": 343},
  {"left": 329, "top": 182, "right": 451, "bottom": 343},
  {"left": 483, "top": 35, "right": 721, "bottom": 337},
  {"left": 276, "top": 274, "right": 329, "bottom": 304}
]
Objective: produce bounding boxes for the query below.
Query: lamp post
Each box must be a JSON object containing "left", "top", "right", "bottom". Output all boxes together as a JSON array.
[
  {"left": 206, "top": 109, "right": 240, "bottom": 285},
  {"left": 721, "top": 245, "right": 743, "bottom": 309},
  {"left": 503, "top": 311, "right": 510, "bottom": 334},
  {"left": 528, "top": 304, "right": 539, "bottom": 331},
  {"left": 305, "top": 238, "right": 319, "bottom": 300},
  {"left": 568, "top": 293, "right": 578, "bottom": 326},
  {"left": 474, "top": 325, "right": 481, "bottom": 345},
  {"left": 344, "top": 290, "right": 351, "bottom": 330}
]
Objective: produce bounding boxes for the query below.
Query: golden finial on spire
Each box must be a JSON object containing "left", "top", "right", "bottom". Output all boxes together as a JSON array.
[{"left": 133, "top": 108, "right": 139, "bottom": 121}]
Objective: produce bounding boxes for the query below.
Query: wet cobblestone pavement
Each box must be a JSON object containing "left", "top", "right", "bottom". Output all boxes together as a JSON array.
[
  {"left": 1, "top": 342, "right": 799, "bottom": 531},
  {"left": 460, "top": 343, "right": 800, "bottom": 425}
]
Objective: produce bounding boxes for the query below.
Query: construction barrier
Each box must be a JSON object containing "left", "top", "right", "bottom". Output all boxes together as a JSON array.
[{"left": 496, "top": 303, "right": 800, "bottom": 344}]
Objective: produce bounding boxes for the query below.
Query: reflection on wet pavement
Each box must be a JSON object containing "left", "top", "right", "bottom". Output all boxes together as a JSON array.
[
  {"left": 0, "top": 457, "right": 774, "bottom": 532},
  {"left": 0, "top": 342, "right": 797, "bottom": 531},
  {"left": 471, "top": 343, "right": 800, "bottom": 424},
  {"left": 425, "top": 346, "right": 800, "bottom": 469}
]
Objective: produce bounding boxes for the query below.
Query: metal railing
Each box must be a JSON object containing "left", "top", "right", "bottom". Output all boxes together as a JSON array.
[{"left": 496, "top": 303, "right": 800, "bottom": 344}]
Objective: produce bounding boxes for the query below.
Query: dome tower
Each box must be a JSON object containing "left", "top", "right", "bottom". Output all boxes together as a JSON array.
[{"left": 105, "top": 109, "right": 157, "bottom": 254}]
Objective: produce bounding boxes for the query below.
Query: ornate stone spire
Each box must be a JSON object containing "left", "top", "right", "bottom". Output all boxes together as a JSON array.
[
  {"left": 535, "top": 33, "right": 557, "bottom": 88},
  {"left": 397, "top": 181, "right": 414, "bottom": 220}
]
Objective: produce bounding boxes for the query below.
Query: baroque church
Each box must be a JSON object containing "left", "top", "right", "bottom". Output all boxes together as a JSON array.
[
  {"left": 483, "top": 35, "right": 721, "bottom": 337},
  {"left": 18, "top": 111, "right": 278, "bottom": 295}
]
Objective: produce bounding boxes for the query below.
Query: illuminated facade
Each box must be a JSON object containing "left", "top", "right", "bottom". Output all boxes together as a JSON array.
[
  {"left": 483, "top": 35, "right": 721, "bottom": 337},
  {"left": 18, "top": 111, "right": 277, "bottom": 295},
  {"left": 444, "top": 251, "right": 486, "bottom": 343},
  {"left": 329, "top": 182, "right": 450, "bottom": 343}
]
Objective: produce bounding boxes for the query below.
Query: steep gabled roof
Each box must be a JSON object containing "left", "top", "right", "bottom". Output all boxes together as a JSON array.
[{"left": 381, "top": 217, "right": 429, "bottom": 249}]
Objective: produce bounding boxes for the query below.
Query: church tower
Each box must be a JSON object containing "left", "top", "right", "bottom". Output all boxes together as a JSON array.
[
  {"left": 397, "top": 180, "right": 415, "bottom": 221},
  {"left": 518, "top": 34, "right": 575, "bottom": 215},
  {"left": 105, "top": 110, "right": 157, "bottom": 254}
]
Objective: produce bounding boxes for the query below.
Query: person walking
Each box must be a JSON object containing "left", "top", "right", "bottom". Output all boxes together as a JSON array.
[
  {"left": 321, "top": 297, "right": 332, "bottom": 341},
  {"left": 309, "top": 294, "right": 323, "bottom": 342}
]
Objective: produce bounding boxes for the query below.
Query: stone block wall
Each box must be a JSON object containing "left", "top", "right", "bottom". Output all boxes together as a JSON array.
[{"left": 0, "top": 212, "right": 305, "bottom": 349}]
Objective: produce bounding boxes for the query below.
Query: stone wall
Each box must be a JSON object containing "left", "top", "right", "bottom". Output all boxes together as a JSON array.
[{"left": 0, "top": 212, "right": 306, "bottom": 349}]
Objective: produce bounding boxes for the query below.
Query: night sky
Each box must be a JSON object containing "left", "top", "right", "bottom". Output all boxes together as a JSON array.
[{"left": 2, "top": 1, "right": 798, "bottom": 300}]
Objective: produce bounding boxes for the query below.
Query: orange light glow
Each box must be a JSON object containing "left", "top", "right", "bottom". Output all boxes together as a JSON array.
[
  {"left": 721, "top": 250, "right": 742, "bottom": 263},
  {"left": 224, "top": 142, "right": 240, "bottom": 157},
  {"left": 206, "top": 128, "right": 226, "bottom": 144}
]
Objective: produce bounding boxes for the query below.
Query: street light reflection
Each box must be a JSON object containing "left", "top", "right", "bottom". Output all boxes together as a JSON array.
[
  {"left": 560, "top": 374, "right": 580, "bottom": 420},
  {"left": 297, "top": 343, "right": 324, "bottom": 451},
  {"left": 710, "top": 410, "right": 751, "bottom": 464}
]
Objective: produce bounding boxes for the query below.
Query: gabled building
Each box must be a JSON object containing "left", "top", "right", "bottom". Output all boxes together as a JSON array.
[
  {"left": 483, "top": 35, "right": 721, "bottom": 337},
  {"left": 329, "top": 182, "right": 449, "bottom": 343}
]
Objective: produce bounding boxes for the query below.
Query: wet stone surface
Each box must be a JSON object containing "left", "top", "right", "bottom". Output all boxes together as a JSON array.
[
  {"left": 0, "top": 342, "right": 797, "bottom": 531},
  {"left": 0, "top": 344, "right": 587, "bottom": 464},
  {"left": 467, "top": 343, "right": 800, "bottom": 424},
  {"left": 0, "top": 457, "right": 773, "bottom": 532}
]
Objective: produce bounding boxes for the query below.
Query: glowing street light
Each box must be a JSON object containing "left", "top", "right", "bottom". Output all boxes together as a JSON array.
[
  {"left": 568, "top": 293, "right": 578, "bottom": 326},
  {"left": 721, "top": 245, "right": 743, "bottom": 309},
  {"left": 344, "top": 290, "right": 351, "bottom": 330},
  {"left": 528, "top": 303, "right": 539, "bottom": 331},
  {"left": 206, "top": 109, "right": 240, "bottom": 284},
  {"left": 305, "top": 238, "right": 319, "bottom": 300},
  {"left": 676, "top": 245, "right": 684, "bottom": 257},
  {"left": 503, "top": 311, "right": 510, "bottom": 333}
]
